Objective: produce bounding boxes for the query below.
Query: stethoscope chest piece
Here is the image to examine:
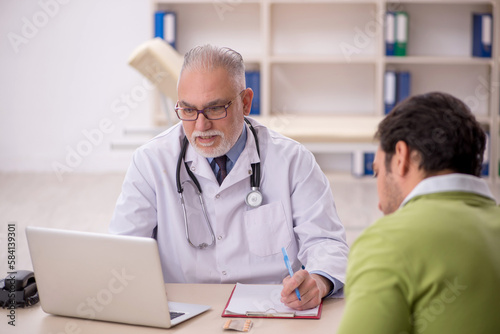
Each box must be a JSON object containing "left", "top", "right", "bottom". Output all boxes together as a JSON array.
[{"left": 245, "top": 187, "right": 263, "bottom": 208}]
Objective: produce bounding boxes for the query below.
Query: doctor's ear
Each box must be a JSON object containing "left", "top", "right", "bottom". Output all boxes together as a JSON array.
[{"left": 242, "top": 88, "right": 254, "bottom": 116}]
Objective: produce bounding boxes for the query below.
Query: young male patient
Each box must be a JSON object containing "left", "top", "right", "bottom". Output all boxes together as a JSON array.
[{"left": 338, "top": 92, "right": 500, "bottom": 333}]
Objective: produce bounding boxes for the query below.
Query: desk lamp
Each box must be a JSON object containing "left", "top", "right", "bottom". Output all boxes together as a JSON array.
[{"left": 128, "top": 38, "right": 183, "bottom": 127}]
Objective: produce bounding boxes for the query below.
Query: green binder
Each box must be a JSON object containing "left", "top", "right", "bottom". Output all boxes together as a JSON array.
[{"left": 395, "top": 11, "right": 408, "bottom": 56}]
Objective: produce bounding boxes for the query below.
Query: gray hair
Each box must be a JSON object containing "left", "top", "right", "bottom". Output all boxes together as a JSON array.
[{"left": 180, "top": 44, "right": 246, "bottom": 91}]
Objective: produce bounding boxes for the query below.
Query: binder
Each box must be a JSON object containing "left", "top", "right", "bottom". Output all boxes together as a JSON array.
[
  {"left": 385, "top": 12, "right": 396, "bottom": 56},
  {"left": 222, "top": 283, "right": 322, "bottom": 319},
  {"left": 154, "top": 12, "right": 164, "bottom": 39},
  {"left": 396, "top": 71, "right": 411, "bottom": 104},
  {"left": 472, "top": 13, "right": 492, "bottom": 58},
  {"left": 384, "top": 70, "right": 397, "bottom": 114},
  {"left": 163, "top": 12, "right": 177, "bottom": 49},
  {"left": 351, "top": 151, "right": 364, "bottom": 177},
  {"left": 245, "top": 71, "right": 260, "bottom": 115},
  {"left": 395, "top": 12, "right": 408, "bottom": 56},
  {"left": 154, "top": 11, "right": 177, "bottom": 50},
  {"left": 353, "top": 152, "right": 375, "bottom": 177},
  {"left": 363, "top": 152, "right": 375, "bottom": 176},
  {"left": 481, "top": 132, "right": 490, "bottom": 176}
]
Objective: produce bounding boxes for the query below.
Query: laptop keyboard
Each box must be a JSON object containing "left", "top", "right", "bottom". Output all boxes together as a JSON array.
[{"left": 170, "top": 311, "right": 185, "bottom": 320}]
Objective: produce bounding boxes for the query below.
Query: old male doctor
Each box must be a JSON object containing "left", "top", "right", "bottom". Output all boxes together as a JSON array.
[{"left": 109, "top": 44, "right": 348, "bottom": 310}]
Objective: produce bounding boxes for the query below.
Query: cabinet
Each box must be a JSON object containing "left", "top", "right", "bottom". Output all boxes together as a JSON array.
[{"left": 150, "top": 0, "right": 500, "bottom": 197}]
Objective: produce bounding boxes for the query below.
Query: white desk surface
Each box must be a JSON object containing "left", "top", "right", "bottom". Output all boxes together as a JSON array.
[{"left": 0, "top": 283, "right": 345, "bottom": 333}]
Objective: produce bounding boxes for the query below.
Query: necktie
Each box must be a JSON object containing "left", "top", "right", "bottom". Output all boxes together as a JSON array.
[{"left": 214, "top": 155, "right": 227, "bottom": 185}]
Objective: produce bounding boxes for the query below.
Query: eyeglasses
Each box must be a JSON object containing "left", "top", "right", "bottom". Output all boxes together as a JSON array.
[{"left": 175, "top": 90, "right": 246, "bottom": 121}]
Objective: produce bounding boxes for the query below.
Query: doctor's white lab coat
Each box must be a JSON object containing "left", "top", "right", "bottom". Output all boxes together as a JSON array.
[{"left": 109, "top": 118, "right": 348, "bottom": 290}]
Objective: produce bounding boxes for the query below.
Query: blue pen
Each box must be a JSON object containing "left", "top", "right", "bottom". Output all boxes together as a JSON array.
[{"left": 281, "top": 247, "right": 302, "bottom": 301}]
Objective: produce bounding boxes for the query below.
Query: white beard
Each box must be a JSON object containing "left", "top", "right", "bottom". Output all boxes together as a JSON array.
[{"left": 190, "top": 130, "right": 232, "bottom": 158}]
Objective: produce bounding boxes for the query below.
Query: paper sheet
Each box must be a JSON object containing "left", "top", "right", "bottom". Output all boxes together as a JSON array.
[{"left": 224, "top": 283, "right": 320, "bottom": 317}]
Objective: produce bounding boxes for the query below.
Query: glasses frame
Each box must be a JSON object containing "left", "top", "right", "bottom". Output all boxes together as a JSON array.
[{"left": 175, "top": 90, "right": 246, "bottom": 121}]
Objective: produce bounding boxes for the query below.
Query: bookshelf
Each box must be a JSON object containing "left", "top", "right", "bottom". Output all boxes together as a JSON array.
[{"left": 149, "top": 0, "right": 500, "bottom": 196}]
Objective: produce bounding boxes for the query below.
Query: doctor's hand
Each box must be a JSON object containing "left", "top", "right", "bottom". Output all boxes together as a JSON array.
[{"left": 280, "top": 270, "right": 332, "bottom": 311}]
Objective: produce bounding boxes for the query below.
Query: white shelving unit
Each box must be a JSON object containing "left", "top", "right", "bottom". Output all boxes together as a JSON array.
[{"left": 147, "top": 0, "right": 499, "bottom": 197}]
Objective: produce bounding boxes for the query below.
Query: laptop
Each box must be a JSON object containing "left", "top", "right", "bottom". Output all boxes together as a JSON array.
[{"left": 25, "top": 226, "right": 211, "bottom": 328}]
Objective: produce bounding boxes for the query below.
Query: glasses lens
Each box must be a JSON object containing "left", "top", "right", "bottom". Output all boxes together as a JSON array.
[
  {"left": 177, "top": 108, "right": 197, "bottom": 120},
  {"left": 175, "top": 98, "right": 234, "bottom": 121},
  {"left": 204, "top": 106, "right": 227, "bottom": 120}
]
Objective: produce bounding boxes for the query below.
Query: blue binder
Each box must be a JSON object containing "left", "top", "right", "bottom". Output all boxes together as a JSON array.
[
  {"left": 481, "top": 132, "right": 490, "bottom": 176},
  {"left": 396, "top": 71, "right": 411, "bottom": 104},
  {"left": 385, "top": 12, "right": 396, "bottom": 56},
  {"left": 154, "top": 11, "right": 165, "bottom": 39},
  {"left": 154, "top": 11, "right": 177, "bottom": 49},
  {"left": 481, "top": 162, "right": 489, "bottom": 177},
  {"left": 384, "top": 70, "right": 397, "bottom": 114},
  {"left": 472, "top": 13, "right": 493, "bottom": 58},
  {"left": 245, "top": 71, "right": 260, "bottom": 115},
  {"left": 363, "top": 153, "right": 375, "bottom": 176}
]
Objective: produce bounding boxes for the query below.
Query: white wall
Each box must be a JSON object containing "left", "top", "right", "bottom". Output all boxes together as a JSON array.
[{"left": 0, "top": 0, "right": 154, "bottom": 178}]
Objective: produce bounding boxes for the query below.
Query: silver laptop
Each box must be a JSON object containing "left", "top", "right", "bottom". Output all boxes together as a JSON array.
[{"left": 25, "top": 226, "right": 210, "bottom": 328}]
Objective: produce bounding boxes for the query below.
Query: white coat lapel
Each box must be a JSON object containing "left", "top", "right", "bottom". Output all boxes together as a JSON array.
[
  {"left": 220, "top": 123, "right": 261, "bottom": 189},
  {"left": 183, "top": 143, "right": 218, "bottom": 184}
]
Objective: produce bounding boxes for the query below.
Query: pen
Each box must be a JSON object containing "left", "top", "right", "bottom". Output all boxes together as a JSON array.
[{"left": 281, "top": 247, "right": 301, "bottom": 301}]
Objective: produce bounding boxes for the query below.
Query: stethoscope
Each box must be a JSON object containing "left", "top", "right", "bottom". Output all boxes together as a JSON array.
[{"left": 176, "top": 118, "right": 262, "bottom": 249}]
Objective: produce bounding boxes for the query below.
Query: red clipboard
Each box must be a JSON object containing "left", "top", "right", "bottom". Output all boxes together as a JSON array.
[{"left": 221, "top": 284, "right": 322, "bottom": 319}]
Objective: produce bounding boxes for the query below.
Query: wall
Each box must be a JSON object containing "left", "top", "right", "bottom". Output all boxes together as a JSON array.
[{"left": 0, "top": 0, "right": 153, "bottom": 179}]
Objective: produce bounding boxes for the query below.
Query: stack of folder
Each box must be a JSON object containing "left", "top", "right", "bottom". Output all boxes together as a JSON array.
[
  {"left": 351, "top": 152, "right": 375, "bottom": 177},
  {"left": 472, "top": 13, "right": 493, "bottom": 58},
  {"left": 155, "top": 11, "right": 177, "bottom": 50},
  {"left": 481, "top": 132, "right": 490, "bottom": 177},
  {"left": 384, "top": 70, "right": 411, "bottom": 115},
  {"left": 385, "top": 11, "right": 408, "bottom": 57},
  {"left": 245, "top": 71, "right": 261, "bottom": 115}
]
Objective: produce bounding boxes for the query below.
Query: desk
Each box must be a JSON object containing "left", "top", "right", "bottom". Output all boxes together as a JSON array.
[{"left": 0, "top": 284, "right": 345, "bottom": 333}]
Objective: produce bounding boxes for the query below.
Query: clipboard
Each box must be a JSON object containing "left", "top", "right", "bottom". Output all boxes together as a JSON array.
[{"left": 221, "top": 283, "right": 322, "bottom": 319}]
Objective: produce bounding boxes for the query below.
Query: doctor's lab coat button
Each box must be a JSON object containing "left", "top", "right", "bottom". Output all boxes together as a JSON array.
[
  {"left": 190, "top": 166, "right": 196, "bottom": 171},
  {"left": 217, "top": 235, "right": 223, "bottom": 240},
  {"left": 215, "top": 194, "right": 220, "bottom": 199},
  {"left": 222, "top": 271, "right": 227, "bottom": 275}
]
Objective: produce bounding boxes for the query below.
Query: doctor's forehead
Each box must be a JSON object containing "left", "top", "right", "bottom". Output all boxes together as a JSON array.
[
  {"left": 178, "top": 96, "right": 227, "bottom": 108},
  {"left": 178, "top": 67, "right": 231, "bottom": 87},
  {"left": 178, "top": 69, "right": 233, "bottom": 98}
]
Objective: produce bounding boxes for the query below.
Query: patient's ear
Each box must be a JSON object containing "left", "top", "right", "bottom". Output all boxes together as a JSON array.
[{"left": 394, "top": 141, "right": 411, "bottom": 176}]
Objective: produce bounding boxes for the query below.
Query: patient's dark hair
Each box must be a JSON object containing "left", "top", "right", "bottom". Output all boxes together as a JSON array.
[{"left": 375, "top": 92, "right": 486, "bottom": 176}]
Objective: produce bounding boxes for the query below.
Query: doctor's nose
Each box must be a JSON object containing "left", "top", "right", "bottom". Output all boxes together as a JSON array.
[{"left": 194, "top": 113, "right": 212, "bottom": 131}]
